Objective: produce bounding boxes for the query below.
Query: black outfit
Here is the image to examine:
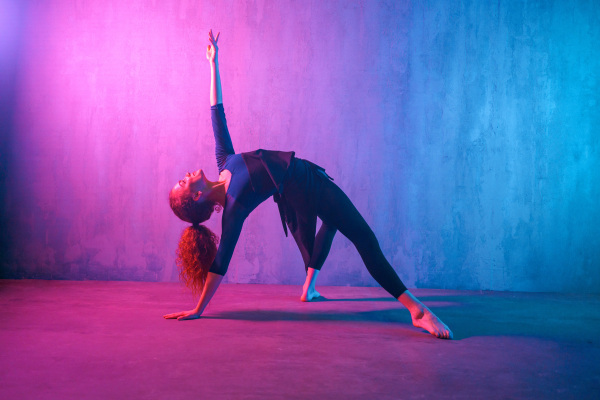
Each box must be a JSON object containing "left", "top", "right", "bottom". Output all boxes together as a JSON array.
[{"left": 208, "top": 104, "right": 407, "bottom": 298}]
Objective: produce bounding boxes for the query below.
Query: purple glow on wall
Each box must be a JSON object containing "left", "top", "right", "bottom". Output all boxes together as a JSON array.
[
  {"left": 0, "top": 1, "right": 20, "bottom": 60},
  {"left": 1, "top": 0, "right": 599, "bottom": 293}
]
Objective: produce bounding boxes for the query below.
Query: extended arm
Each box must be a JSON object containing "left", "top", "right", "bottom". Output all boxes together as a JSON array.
[
  {"left": 207, "top": 29, "right": 222, "bottom": 106},
  {"left": 207, "top": 30, "right": 234, "bottom": 172},
  {"left": 163, "top": 272, "right": 224, "bottom": 320},
  {"left": 163, "top": 208, "right": 246, "bottom": 321}
]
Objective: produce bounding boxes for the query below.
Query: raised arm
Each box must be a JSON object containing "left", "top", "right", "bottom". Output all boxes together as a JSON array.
[
  {"left": 207, "top": 29, "right": 222, "bottom": 106},
  {"left": 207, "top": 30, "right": 234, "bottom": 172}
]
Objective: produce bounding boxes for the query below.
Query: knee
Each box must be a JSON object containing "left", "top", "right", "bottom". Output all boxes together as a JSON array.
[{"left": 322, "top": 222, "right": 337, "bottom": 235}]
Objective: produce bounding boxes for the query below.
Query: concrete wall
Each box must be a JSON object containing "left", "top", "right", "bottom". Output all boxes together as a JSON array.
[{"left": 1, "top": 0, "right": 598, "bottom": 292}]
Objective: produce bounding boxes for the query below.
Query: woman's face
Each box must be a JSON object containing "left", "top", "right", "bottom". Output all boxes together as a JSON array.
[{"left": 172, "top": 169, "right": 211, "bottom": 201}]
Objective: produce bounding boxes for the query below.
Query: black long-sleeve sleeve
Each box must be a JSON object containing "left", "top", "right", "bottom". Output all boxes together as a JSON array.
[
  {"left": 211, "top": 104, "right": 235, "bottom": 173},
  {"left": 208, "top": 205, "right": 246, "bottom": 276}
]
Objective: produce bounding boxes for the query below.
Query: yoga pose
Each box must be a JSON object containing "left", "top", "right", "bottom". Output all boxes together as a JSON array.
[{"left": 164, "top": 30, "right": 453, "bottom": 339}]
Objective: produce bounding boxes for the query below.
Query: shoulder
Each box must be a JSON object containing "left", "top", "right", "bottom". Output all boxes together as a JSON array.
[{"left": 219, "top": 169, "right": 232, "bottom": 186}]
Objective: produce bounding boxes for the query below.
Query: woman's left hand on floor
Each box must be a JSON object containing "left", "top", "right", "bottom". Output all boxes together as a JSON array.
[{"left": 163, "top": 309, "right": 202, "bottom": 320}]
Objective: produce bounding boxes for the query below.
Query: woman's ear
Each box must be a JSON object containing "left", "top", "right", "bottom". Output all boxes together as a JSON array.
[{"left": 193, "top": 191, "right": 202, "bottom": 201}]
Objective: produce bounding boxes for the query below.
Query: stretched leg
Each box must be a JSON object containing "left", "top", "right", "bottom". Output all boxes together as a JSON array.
[
  {"left": 317, "top": 180, "right": 453, "bottom": 339},
  {"left": 301, "top": 222, "right": 337, "bottom": 301},
  {"left": 317, "top": 182, "right": 407, "bottom": 298}
]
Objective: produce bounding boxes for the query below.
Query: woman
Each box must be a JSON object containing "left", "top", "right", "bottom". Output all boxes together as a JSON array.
[{"left": 164, "top": 30, "right": 453, "bottom": 340}]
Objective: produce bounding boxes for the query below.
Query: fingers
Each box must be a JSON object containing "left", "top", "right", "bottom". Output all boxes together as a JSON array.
[
  {"left": 164, "top": 310, "right": 200, "bottom": 320},
  {"left": 208, "top": 29, "right": 220, "bottom": 45},
  {"left": 163, "top": 312, "right": 184, "bottom": 319},
  {"left": 177, "top": 313, "right": 200, "bottom": 321}
]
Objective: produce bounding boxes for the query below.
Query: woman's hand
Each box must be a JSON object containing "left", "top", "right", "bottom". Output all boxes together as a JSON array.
[
  {"left": 163, "top": 309, "right": 202, "bottom": 321},
  {"left": 206, "top": 29, "right": 220, "bottom": 63}
]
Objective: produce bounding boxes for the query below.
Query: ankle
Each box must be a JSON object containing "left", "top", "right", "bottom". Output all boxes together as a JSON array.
[
  {"left": 305, "top": 284, "right": 316, "bottom": 293},
  {"left": 409, "top": 305, "right": 426, "bottom": 319},
  {"left": 398, "top": 291, "right": 428, "bottom": 318}
]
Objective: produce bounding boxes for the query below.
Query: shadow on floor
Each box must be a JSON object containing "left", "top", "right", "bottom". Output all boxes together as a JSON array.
[
  {"left": 306, "top": 296, "right": 395, "bottom": 302},
  {"left": 417, "top": 294, "right": 600, "bottom": 343},
  {"left": 200, "top": 292, "right": 600, "bottom": 343},
  {"left": 204, "top": 308, "right": 413, "bottom": 324}
]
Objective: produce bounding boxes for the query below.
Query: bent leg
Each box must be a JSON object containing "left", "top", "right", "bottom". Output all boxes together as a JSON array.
[
  {"left": 301, "top": 222, "right": 336, "bottom": 301},
  {"left": 306, "top": 222, "right": 337, "bottom": 272}
]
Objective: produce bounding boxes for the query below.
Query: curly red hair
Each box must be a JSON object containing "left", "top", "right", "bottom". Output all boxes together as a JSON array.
[
  {"left": 169, "top": 187, "right": 221, "bottom": 294},
  {"left": 175, "top": 224, "right": 219, "bottom": 296}
]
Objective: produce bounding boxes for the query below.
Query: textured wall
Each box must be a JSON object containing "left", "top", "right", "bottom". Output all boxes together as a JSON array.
[{"left": 1, "top": 0, "right": 598, "bottom": 292}]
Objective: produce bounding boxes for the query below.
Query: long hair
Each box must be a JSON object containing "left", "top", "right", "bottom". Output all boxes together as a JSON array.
[
  {"left": 175, "top": 224, "right": 219, "bottom": 296},
  {"left": 169, "top": 188, "right": 221, "bottom": 295}
]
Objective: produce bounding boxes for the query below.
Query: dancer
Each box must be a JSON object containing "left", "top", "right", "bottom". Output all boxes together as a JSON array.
[{"left": 164, "top": 30, "right": 452, "bottom": 339}]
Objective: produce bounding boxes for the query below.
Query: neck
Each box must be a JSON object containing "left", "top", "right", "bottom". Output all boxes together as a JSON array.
[
  {"left": 211, "top": 170, "right": 231, "bottom": 207},
  {"left": 212, "top": 182, "right": 227, "bottom": 207}
]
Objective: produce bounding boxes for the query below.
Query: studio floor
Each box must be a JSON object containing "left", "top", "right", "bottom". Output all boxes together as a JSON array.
[{"left": 0, "top": 280, "right": 598, "bottom": 399}]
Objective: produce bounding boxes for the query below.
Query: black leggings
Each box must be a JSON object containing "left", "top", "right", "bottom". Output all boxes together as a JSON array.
[{"left": 296, "top": 176, "right": 408, "bottom": 299}]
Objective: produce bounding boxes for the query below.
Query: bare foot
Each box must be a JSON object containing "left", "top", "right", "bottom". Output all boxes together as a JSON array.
[
  {"left": 410, "top": 307, "right": 453, "bottom": 339},
  {"left": 300, "top": 285, "right": 321, "bottom": 302}
]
